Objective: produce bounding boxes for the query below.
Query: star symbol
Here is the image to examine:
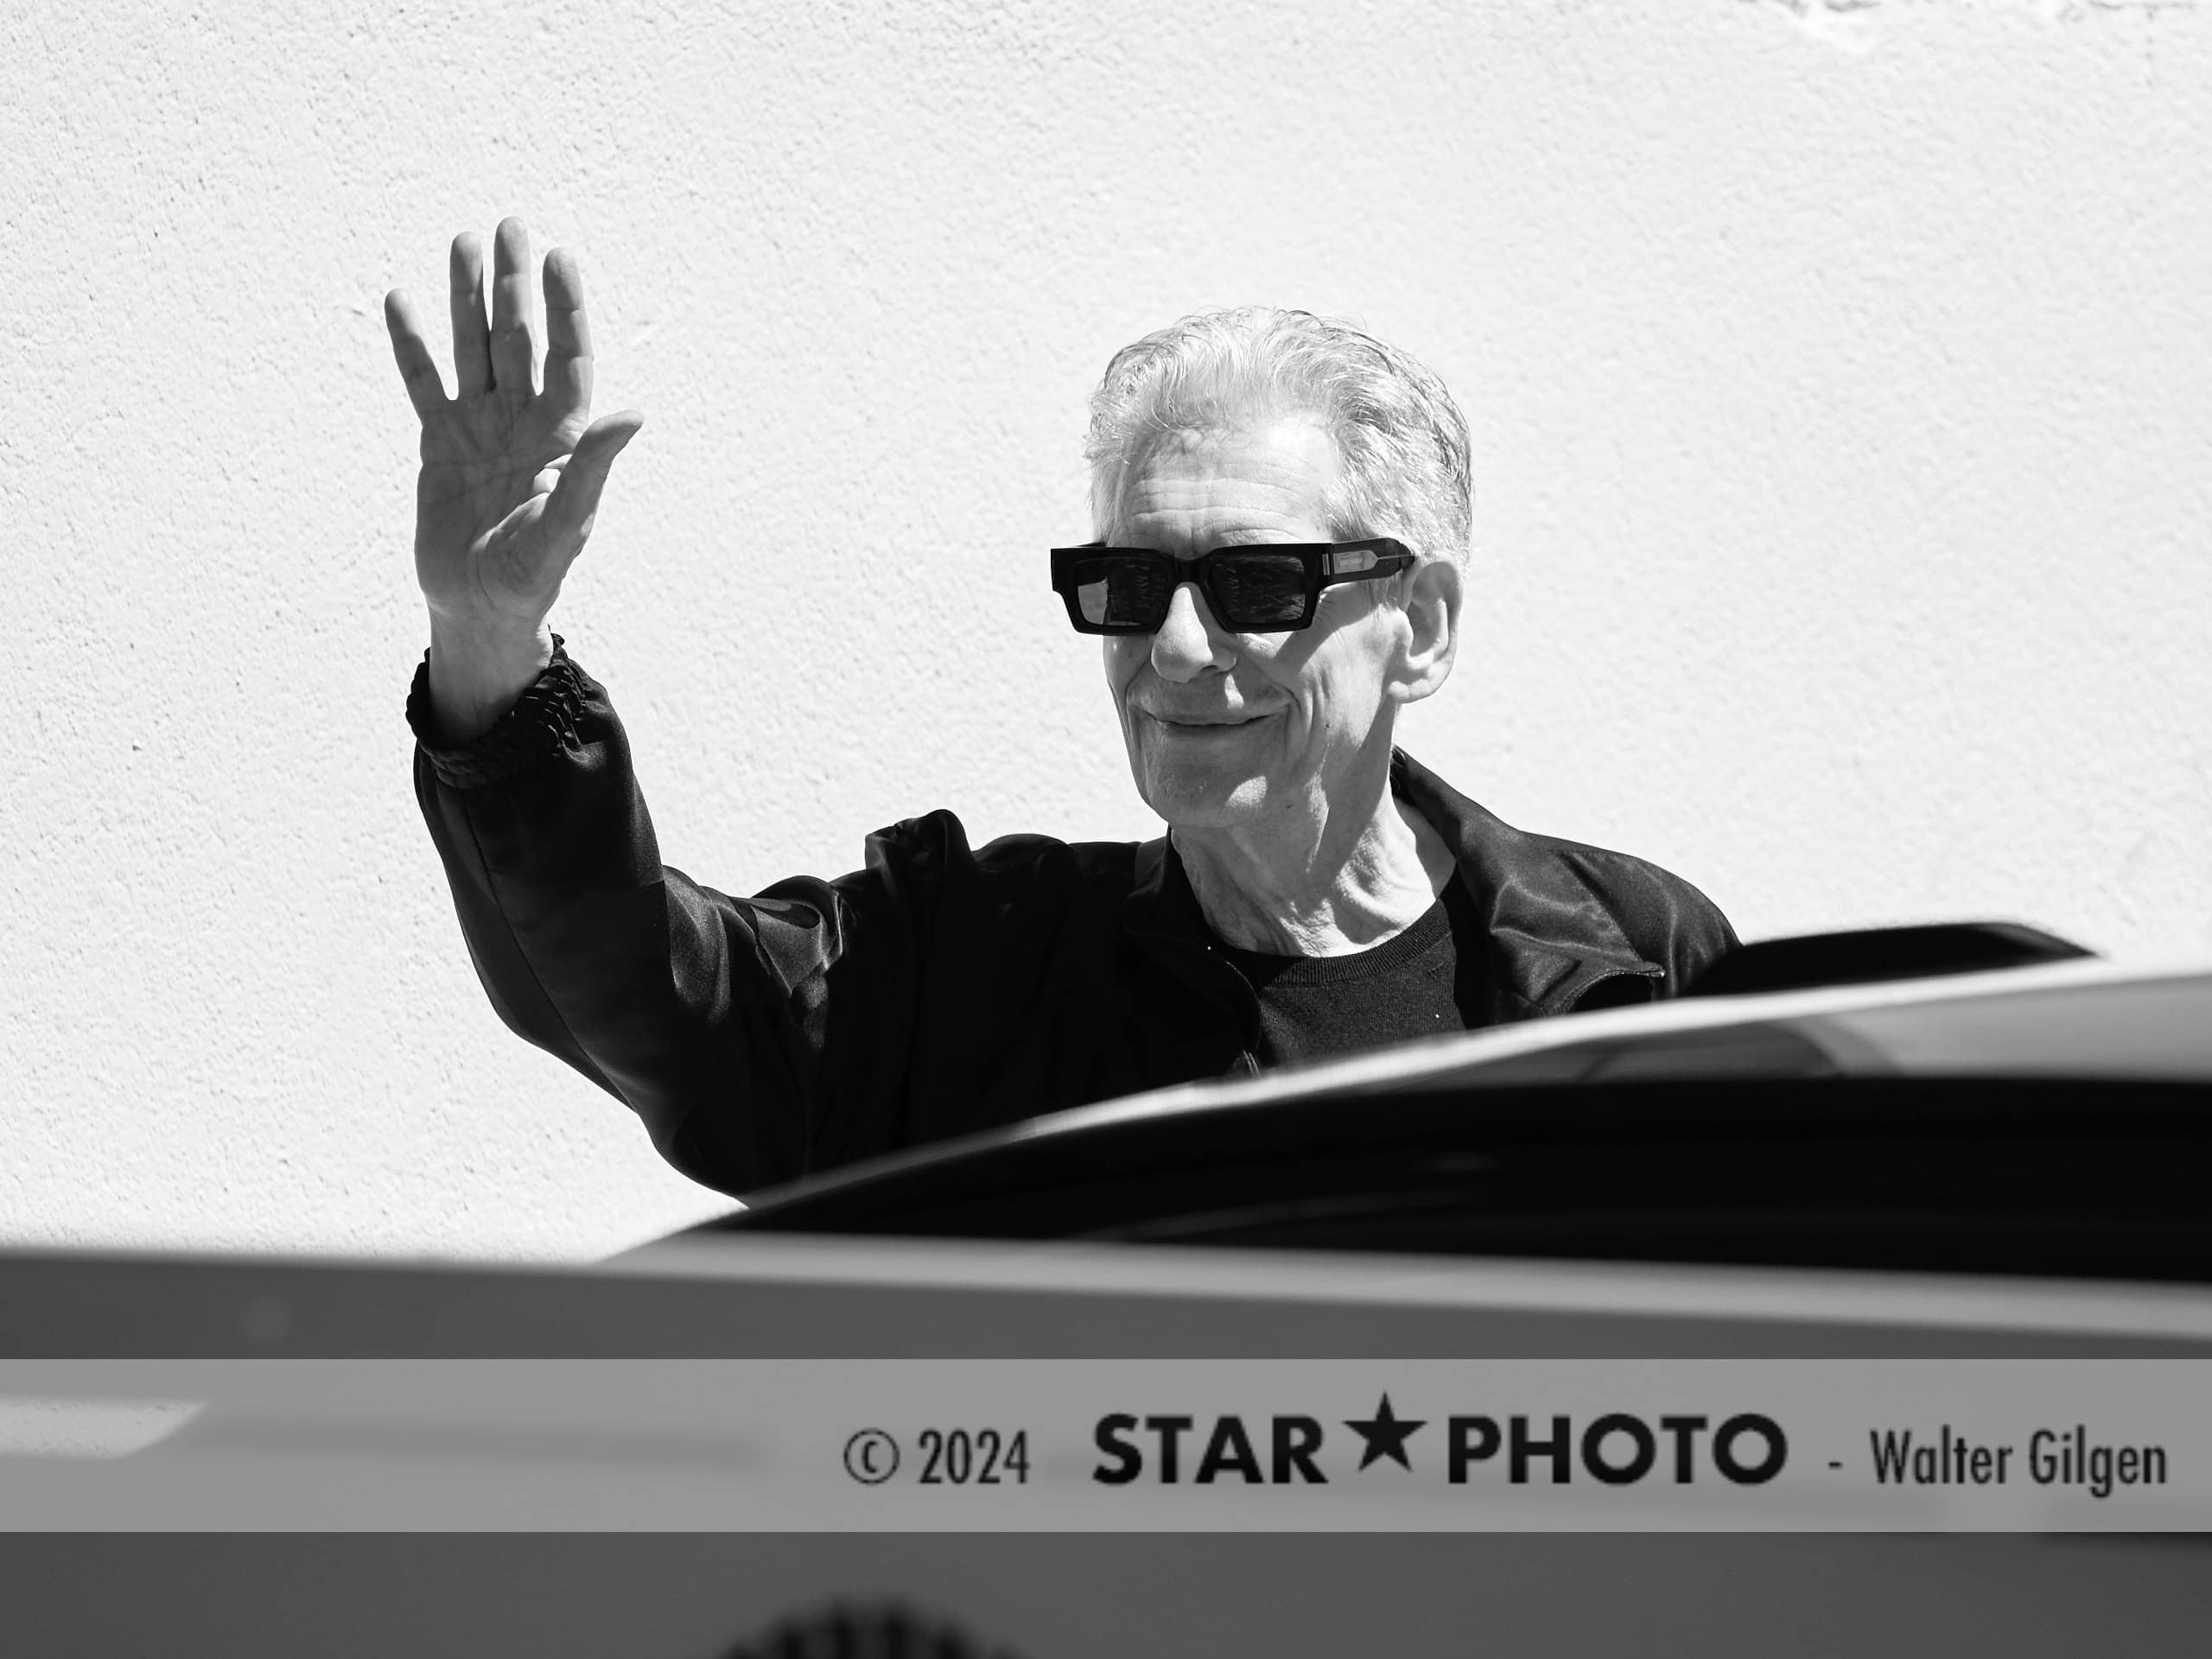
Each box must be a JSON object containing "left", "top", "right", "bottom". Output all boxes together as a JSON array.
[{"left": 1343, "top": 1394, "right": 1427, "bottom": 1471}]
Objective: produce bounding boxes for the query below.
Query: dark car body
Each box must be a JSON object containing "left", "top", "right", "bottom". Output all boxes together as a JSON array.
[{"left": 3, "top": 947, "right": 2209, "bottom": 1651}]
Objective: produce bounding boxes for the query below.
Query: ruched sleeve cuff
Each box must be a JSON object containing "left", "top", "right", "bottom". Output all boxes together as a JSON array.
[{"left": 406, "top": 633, "right": 591, "bottom": 790}]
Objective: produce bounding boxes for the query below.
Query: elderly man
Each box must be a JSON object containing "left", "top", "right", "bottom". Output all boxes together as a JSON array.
[{"left": 388, "top": 219, "right": 1735, "bottom": 1196}]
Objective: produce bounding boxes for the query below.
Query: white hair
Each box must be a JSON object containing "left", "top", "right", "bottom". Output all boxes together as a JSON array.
[{"left": 1084, "top": 307, "right": 1472, "bottom": 571}]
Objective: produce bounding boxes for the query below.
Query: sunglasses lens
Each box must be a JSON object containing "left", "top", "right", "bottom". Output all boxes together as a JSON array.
[
  {"left": 1212, "top": 552, "right": 1310, "bottom": 627},
  {"left": 1073, "top": 558, "right": 1173, "bottom": 629}
]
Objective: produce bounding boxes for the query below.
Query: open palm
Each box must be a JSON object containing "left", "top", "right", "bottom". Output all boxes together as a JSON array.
[{"left": 385, "top": 218, "right": 641, "bottom": 635}]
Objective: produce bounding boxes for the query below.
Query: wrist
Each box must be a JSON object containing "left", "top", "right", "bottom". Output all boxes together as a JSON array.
[{"left": 425, "top": 615, "right": 555, "bottom": 743}]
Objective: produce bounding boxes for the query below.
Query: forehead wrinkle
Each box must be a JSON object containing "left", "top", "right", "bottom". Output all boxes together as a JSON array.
[
  {"left": 1114, "top": 495, "right": 1325, "bottom": 555},
  {"left": 1112, "top": 417, "right": 1341, "bottom": 545}
]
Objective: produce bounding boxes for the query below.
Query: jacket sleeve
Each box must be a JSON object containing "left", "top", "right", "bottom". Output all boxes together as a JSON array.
[
  {"left": 1599, "top": 856, "right": 1741, "bottom": 1001},
  {"left": 1650, "top": 875, "right": 1739, "bottom": 997},
  {"left": 408, "top": 641, "right": 944, "bottom": 1195}
]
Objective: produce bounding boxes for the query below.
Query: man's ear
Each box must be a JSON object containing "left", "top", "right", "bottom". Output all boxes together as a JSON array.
[{"left": 1389, "top": 556, "right": 1461, "bottom": 705}]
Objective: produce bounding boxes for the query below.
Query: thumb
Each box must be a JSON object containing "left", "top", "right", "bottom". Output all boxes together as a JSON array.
[{"left": 544, "top": 410, "right": 644, "bottom": 545}]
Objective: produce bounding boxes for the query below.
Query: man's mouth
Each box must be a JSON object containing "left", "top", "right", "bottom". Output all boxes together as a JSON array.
[{"left": 1145, "top": 710, "right": 1274, "bottom": 730}]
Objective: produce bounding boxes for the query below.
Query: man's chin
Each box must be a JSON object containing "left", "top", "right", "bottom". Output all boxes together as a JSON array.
[
  {"left": 1121, "top": 711, "right": 1289, "bottom": 826},
  {"left": 1128, "top": 760, "right": 1269, "bottom": 830}
]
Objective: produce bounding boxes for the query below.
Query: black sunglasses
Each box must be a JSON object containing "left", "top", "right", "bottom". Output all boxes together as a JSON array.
[{"left": 1049, "top": 538, "right": 1415, "bottom": 634}]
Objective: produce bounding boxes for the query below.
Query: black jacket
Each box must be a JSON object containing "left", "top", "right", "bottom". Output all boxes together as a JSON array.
[{"left": 410, "top": 644, "right": 1738, "bottom": 1196}]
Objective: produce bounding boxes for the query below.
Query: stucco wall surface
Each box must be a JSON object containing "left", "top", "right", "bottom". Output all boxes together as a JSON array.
[{"left": 3, "top": 0, "right": 2208, "bottom": 1260}]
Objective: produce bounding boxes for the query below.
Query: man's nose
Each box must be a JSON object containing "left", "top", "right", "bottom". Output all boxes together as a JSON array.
[{"left": 1149, "top": 581, "right": 1234, "bottom": 681}]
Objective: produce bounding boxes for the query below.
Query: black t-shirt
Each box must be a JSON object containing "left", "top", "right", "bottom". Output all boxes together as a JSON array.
[{"left": 1212, "top": 880, "right": 1487, "bottom": 1067}]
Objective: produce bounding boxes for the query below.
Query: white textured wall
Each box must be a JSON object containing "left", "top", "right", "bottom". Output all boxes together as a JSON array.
[{"left": 3, "top": 1, "right": 2207, "bottom": 1260}]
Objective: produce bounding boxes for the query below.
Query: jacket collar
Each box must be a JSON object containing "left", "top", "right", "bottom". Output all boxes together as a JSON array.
[
  {"left": 1124, "top": 830, "right": 1205, "bottom": 942},
  {"left": 1122, "top": 751, "right": 1661, "bottom": 1014},
  {"left": 1389, "top": 749, "right": 1662, "bottom": 1013}
]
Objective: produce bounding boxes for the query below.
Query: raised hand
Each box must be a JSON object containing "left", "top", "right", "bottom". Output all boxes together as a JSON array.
[{"left": 385, "top": 217, "right": 642, "bottom": 739}]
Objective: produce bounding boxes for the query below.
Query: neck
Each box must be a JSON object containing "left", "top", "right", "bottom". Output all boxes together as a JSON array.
[{"left": 1173, "top": 753, "right": 1455, "bottom": 957}]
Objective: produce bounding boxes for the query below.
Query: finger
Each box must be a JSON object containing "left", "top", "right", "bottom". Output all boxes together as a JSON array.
[
  {"left": 543, "top": 410, "right": 643, "bottom": 545},
  {"left": 448, "top": 232, "right": 491, "bottom": 397},
  {"left": 541, "top": 247, "right": 594, "bottom": 427},
  {"left": 384, "top": 289, "right": 449, "bottom": 422},
  {"left": 489, "top": 216, "right": 537, "bottom": 395}
]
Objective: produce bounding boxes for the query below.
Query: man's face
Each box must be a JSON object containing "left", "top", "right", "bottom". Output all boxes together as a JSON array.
[{"left": 1103, "top": 416, "right": 1421, "bottom": 834}]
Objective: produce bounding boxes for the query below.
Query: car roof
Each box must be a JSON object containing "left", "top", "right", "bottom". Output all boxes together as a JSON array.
[
  {"left": 720, "top": 957, "right": 2212, "bottom": 1222},
  {"left": 1068, "top": 957, "right": 2212, "bottom": 1126}
]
